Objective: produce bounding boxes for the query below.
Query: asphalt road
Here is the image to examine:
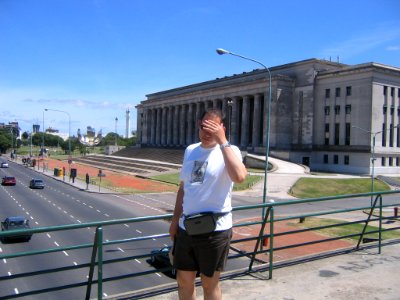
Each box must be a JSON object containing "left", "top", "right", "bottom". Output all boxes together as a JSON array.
[
  {"left": 1, "top": 160, "right": 399, "bottom": 299},
  {"left": 0, "top": 162, "right": 179, "bottom": 299}
]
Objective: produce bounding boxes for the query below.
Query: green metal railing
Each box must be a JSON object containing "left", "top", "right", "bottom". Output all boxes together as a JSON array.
[{"left": 0, "top": 190, "right": 399, "bottom": 299}]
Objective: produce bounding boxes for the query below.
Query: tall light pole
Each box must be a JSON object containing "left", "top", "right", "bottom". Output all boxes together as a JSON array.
[
  {"left": 45, "top": 108, "right": 71, "bottom": 155},
  {"left": 115, "top": 117, "right": 118, "bottom": 146},
  {"left": 216, "top": 48, "right": 272, "bottom": 217},
  {"left": 352, "top": 125, "right": 399, "bottom": 205}
]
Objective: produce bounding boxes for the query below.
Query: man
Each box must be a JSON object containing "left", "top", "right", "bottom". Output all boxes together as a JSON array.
[{"left": 169, "top": 108, "right": 247, "bottom": 299}]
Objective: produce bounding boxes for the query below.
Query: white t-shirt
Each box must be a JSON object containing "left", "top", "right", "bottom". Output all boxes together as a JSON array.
[{"left": 178, "top": 142, "right": 242, "bottom": 231}]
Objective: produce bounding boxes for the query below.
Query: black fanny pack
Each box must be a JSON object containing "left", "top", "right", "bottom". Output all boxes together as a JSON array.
[{"left": 183, "top": 212, "right": 229, "bottom": 236}]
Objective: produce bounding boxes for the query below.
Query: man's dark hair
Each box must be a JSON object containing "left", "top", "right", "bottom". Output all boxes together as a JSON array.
[{"left": 200, "top": 108, "right": 226, "bottom": 126}]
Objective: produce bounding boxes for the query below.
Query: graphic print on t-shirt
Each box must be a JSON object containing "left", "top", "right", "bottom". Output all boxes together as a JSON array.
[{"left": 191, "top": 160, "right": 208, "bottom": 184}]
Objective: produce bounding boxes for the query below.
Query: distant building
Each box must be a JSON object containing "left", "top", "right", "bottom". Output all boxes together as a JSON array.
[{"left": 136, "top": 58, "right": 400, "bottom": 175}]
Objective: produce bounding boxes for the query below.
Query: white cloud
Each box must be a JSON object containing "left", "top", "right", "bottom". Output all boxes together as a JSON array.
[
  {"left": 319, "top": 22, "right": 400, "bottom": 61},
  {"left": 386, "top": 45, "right": 400, "bottom": 51}
]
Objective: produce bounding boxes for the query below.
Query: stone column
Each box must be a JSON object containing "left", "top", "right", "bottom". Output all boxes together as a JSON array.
[
  {"left": 241, "top": 95, "right": 250, "bottom": 147},
  {"left": 173, "top": 106, "right": 180, "bottom": 146},
  {"left": 150, "top": 108, "right": 156, "bottom": 145},
  {"left": 252, "top": 94, "right": 262, "bottom": 147},
  {"left": 166, "top": 107, "right": 172, "bottom": 145},
  {"left": 161, "top": 107, "right": 167, "bottom": 145},
  {"left": 195, "top": 102, "right": 202, "bottom": 142},
  {"left": 180, "top": 104, "right": 186, "bottom": 146},
  {"left": 231, "top": 97, "right": 239, "bottom": 146},
  {"left": 156, "top": 108, "right": 162, "bottom": 145},
  {"left": 186, "top": 103, "right": 194, "bottom": 145}
]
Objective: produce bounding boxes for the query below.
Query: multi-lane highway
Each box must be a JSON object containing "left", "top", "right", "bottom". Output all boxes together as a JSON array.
[{"left": 0, "top": 160, "right": 181, "bottom": 299}]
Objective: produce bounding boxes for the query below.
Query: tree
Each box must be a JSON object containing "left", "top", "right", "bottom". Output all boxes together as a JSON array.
[{"left": 0, "top": 130, "right": 12, "bottom": 153}]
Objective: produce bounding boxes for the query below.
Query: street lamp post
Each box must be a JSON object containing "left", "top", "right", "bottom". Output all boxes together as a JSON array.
[
  {"left": 352, "top": 125, "right": 399, "bottom": 205},
  {"left": 115, "top": 117, "right": 118, "bottom": 146},
  {"left": 216, "top": 48, "right": 272, "bottom": 217},
  {"left": 45, "top": 108, "right": 71, "bottom": 155}
]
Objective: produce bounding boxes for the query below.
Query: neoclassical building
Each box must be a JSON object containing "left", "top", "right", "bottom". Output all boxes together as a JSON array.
[{"left": 136, "top": 58, "right": 400, "bottom": 175}]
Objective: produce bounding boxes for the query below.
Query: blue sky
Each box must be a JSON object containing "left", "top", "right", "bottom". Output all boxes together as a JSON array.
[{"left": 1, "top": 0, "right": 400, "bottom": 137}]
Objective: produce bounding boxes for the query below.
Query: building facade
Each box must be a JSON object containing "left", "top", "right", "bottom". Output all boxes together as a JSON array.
[{"left": 135, "top": 59, "right": 400, "bottom": 175}]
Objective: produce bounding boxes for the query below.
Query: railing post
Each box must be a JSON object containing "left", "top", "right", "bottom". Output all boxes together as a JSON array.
[
  {"left": 379, "top": 195, "right": 382, "bottom": 254},
  {"left": 249, "top": 205, "right": 271, "bottom": 272},
  {"left": 97, "top": 226, "right": 103, "bottom": 300},
  {"left": 268, "top": 207, "right": 274, "bottom": 279},
  {"left": 86, "top": 228, "right": 99, "bottom": 300}
]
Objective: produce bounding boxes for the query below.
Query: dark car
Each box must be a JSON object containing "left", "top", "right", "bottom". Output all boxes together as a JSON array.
[
  {"left": 2, "top": 176, "right": 16, "bottom": 186},
  {"left": 150, "top": 246, "right": 176, "bottom": 276},
  {"left": 1, "top": 216, "right": 32, "bottom": 242},
  {"left": 29, "top": 179, "right": 45, "bottom": 189}
]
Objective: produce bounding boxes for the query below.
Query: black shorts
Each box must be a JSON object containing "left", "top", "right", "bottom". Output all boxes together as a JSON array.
[{"left": 173, "top": 228, "right": 232, "bottom": 277}]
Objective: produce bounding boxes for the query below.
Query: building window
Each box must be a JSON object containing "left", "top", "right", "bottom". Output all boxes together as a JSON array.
[
  {"left": 325, "top": 123, "right": 330, "bottom": 145},
  {"left": 391, "top": 87, "right": 395, "bottom": 97},
  {"left": 397, "top": 127, "right": 400, "bottom": 147},
  {"left": 383, "top": 105, "right": 387, "bottom": 114},
  {"left": 324, "top": 106, "right": 330, "bottom": 116},
  {"left": 382, "top": 123, "right": 386, "bottom": 146},
  {"left": 397, "top": 157, "right": 399, "bottom": 166},
  {"left": 346, "top": 86, "right": 352, "bottom": 96},
  {"left": 325, "top": 89, "right": 330, "bottom": 98},
  {"left": 334, "top": 155, "right": 339, "bottom": 164},
  {"left": 390, "top": 124, "right": 394, "bottom": 147},
  {"left": 335, "top": 123, "right": 340, "bottom": 145},
  {"left": 381, "top": 157, "right": 386, "bottom": 166},
  {"left": 344, "top": 155, "right": 349, "bottom": 165},
  {"left": 323, "top": 154, "right": 328, "bottom": 164},
  {"left": 345, "top": 104, "right": 351, "bottom": 114},
  {"left": 391, "top": 105, "right": 395, "bottom": 115},
  {"left": 389, "top": 157, "right": 393, "bottom": 166},
  {"left": 345, "top": 123, "right": 351, "bottom": 145},
  {"left": 335, "top": 87, "right": 341, "bottom": 97},
  {"left": 335, "top": 105, "right": 340, "bottom": 115},
  {"left": 383, "top": 86, "right": 387, "bottom": 95}
]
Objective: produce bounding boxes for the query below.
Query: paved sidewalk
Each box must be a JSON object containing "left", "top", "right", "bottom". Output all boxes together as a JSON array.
[{"left": 126, "top": 242, "right": 399, "bottom": 300}]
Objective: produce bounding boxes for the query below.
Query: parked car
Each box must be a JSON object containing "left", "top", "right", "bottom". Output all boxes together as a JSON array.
[
  {"left": 150, "top": 246, "right": 176, "bottom": 276},
  {"left": 2, "top": 176, "right": 16, "bottom": 186},
  {"left": 29, "top": 179, "right": 45, "bottom": 189},
  {"left": 1, "top": 216, "right": 32, "bottom": 242},
  {"left": 1, "top": 162, "right": 9, "bottom": 168}
]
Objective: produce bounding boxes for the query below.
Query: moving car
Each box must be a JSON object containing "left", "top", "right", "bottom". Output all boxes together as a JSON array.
[
  {"left": 2, "top": 176, "right": 16, "bottom": 186},
  {"left": 0, "top": 162, "right": 9, "bottom": 168},
  {"left": 29, "top": 179, "right": 45, "bottom": 189},
  {"left": 150, "top": 246, "right": 176, "bottom": 276},
  {"left": 1, "top": 216, "right": 32, "bottom": 242}
]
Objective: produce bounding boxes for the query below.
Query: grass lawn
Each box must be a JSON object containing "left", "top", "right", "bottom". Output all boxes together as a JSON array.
[{"left": 290, "top": 178, "right": 390, "bottom": 198}]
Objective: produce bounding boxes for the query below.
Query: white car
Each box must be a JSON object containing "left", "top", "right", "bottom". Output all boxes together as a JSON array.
[{"left": 1, "top": 162, "right": 9, "bottom": 168}]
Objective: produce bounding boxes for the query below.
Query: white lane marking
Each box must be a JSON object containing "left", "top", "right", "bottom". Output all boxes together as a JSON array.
[
  {"left": 47, "top": 233, "right": 52, "bottom": 238},
  {"left": 118, "top": 247, "right": 125, "bottom": 253},
  {"left": 104, "top": 214, "right": 109, "bottom": 217},
  {"left": 73, "top": 262, "right": 78, "bottom": 266},
  {"left": 70, "top": 215, "right": 74, "bottom": 218},
  {"left": 14, "top": 288, "right": 19, "bottom": 294},
  {"left": 63, "top": 251, "right": 69, "bottom": 256},
  {"left": 3, "top": 259, "right": 6, "bottom": 264},
  {"left": 8, "top": 271, "right": 12, "bottom": 276},
  {"left": 96, "top": 209, "right": 101, "bottom": 213},
  {"left": 135, "top": 259, "right": 141, "bottom": 264},
  {"left": 54, "top": 241, "right": 59, "bottom": 247},
  {"left": 124, "top": 224, "right": 129, "bottom": 228},
  {"left": 89, "top": 205, "right": 93, "bottom": 209},
  {"left": 136, "top": 229, "right": 142, "bottom": 234},
  {"left": 35, "top": 221, "right": 39, "bottom": 225},
  {"left": 155, "top": 273, "right": 162, "bottom": 277},
  {"left": 0, "top": 247, "right": 2, "bottom": 253},
  {"left": 103, "top": 293, "right": 108, "bottom": 297},
  {"left": 77, "top": 220, "right": 81, "bottom": 223}
]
